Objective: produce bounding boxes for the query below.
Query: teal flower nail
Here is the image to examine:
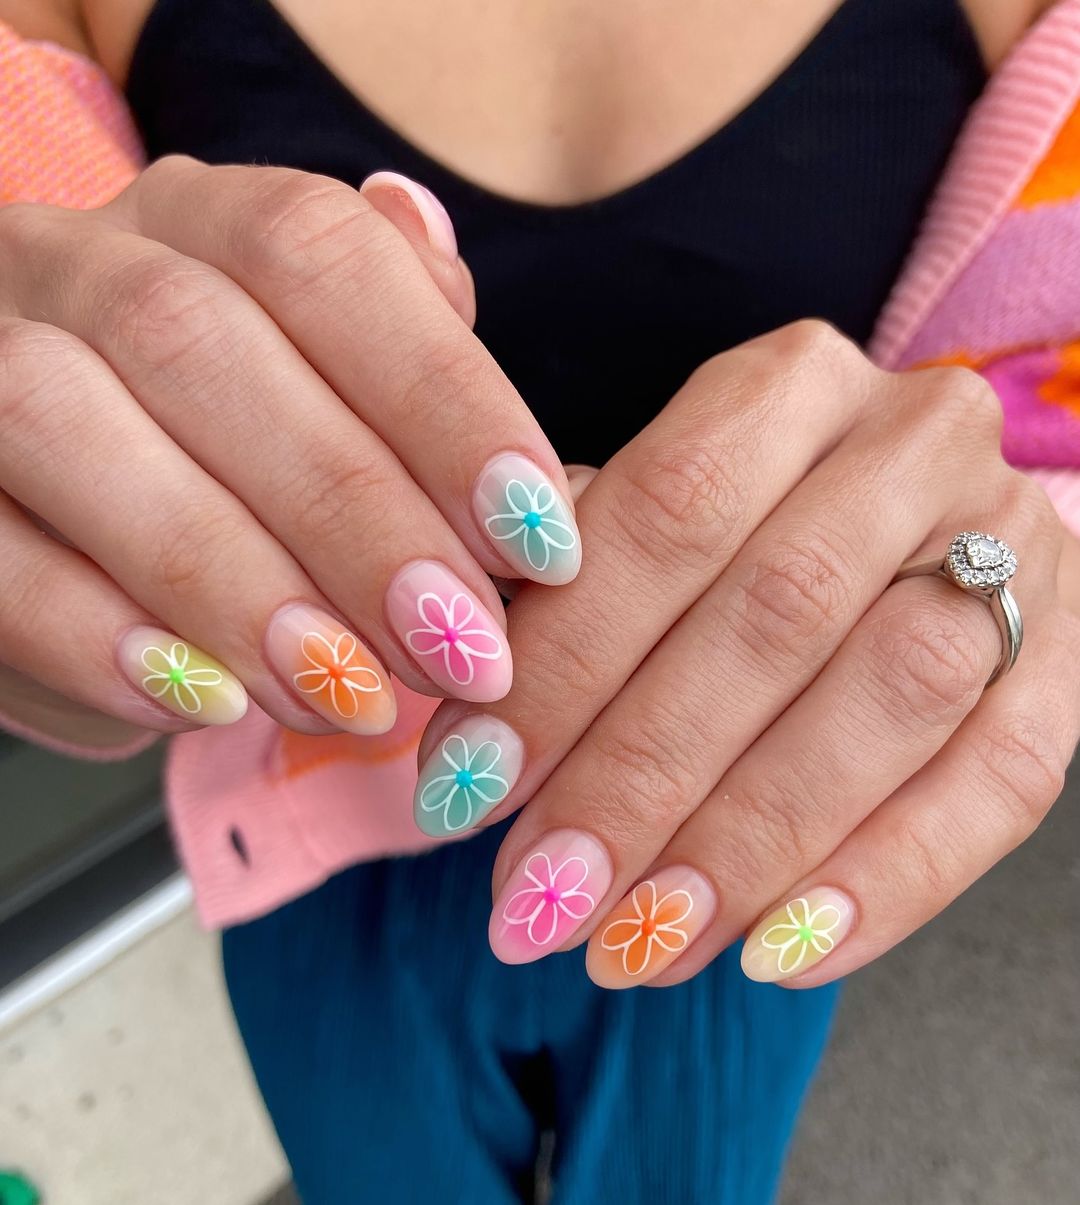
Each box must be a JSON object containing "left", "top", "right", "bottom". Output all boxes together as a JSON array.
[
  {"left": 417, "top": 734, "right": 509, "bottom": 833},
  {"left": 485, "top": 480, "right": 577, "bottom": 574}
]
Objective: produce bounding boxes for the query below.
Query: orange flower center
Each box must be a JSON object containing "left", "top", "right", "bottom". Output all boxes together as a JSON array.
[
  {"left": 327, "top": 663, "right": 346, "bottom": 680},
  {"left": 641, "top": 918, "right": 657, "bottom": 937}
]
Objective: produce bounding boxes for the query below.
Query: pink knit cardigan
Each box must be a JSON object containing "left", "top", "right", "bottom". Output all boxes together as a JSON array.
[{"left": 3, "top": 3, "right": 1080, "bottom": 928}]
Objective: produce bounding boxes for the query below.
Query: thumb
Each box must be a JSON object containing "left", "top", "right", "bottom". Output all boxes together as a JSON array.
[{"left": 359, "top": 171, "right": 476, "bottom": 327}]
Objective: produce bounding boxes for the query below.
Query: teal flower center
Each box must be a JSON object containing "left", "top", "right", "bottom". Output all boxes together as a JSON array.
[
  {"left": 523, "top": 510, "right": 542, "bottom": 529},
  {"left": 169, "top": 666, "right": 186, "bottom": 684},
  {"left": 455, "top": 769, "right": 475, "bottom": 789}
]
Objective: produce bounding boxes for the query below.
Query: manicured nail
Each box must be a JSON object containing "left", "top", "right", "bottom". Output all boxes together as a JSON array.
[
  {"left": 473, "top": 453, "right": 581, "bottom": 585},
  {"left": 414, "top": 715, "right": 523, "bottom": 837},
  {"left": 265, "top": 604, "right": 396, "bottom": 735},
  {"left": 386, "top": 561, "right": 512, "bottom": 701},
  {"left": 490, "top": 829, "right": 611, "bottom": 963},
  {"left": 586, "top": 866, "right": 716, "bottom": 989},
  {"left": 741, "top": 888, "right": 856, "bottom": 983},
  {"left": 118, "top": 626, "right": 247, "bottom": 725},
  {"left": 360, "top": 171, "right": 458, "bottom": 262}
]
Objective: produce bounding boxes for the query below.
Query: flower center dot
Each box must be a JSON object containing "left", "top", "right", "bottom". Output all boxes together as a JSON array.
[
  {"left": 798, "top": 926, "right": 814, "bottom": 943},
  {"left": 523, "top": 511, "right": 542, "bottom": 529},
  {"left": 455, "top": 770, "right": 474, "bottom": 788},
  {"left": 168, "top": 667, "right": 186, "bottom": 684},
  {"left": 543, "top": 888, "right": 561, "bottom": 904},
  {"left": 327, "top": 664, "right": 345, "bottom": 680},
  {"left": 641, "top": 918, "right": 657, "bottom": 936},
  {"left": 444, "top": 628, "right": 459, "bottom": 643}
]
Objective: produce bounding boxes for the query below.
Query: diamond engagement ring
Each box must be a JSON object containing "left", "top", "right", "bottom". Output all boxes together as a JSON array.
[{"left": 893, "top": 531, "right": 1022, "bottom": 686}]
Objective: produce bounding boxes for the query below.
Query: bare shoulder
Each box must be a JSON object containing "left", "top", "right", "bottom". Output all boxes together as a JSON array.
[{"left": 0, "top": 0, "right": 90, "bottom": 54}]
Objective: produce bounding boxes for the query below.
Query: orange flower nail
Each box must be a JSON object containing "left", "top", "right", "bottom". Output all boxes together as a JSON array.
[
  {"left": 266, "top": 604, "right": 396, "bottom": 735},
  {"left": 586, "top": 867, "right": 715, "bottom": 989}
]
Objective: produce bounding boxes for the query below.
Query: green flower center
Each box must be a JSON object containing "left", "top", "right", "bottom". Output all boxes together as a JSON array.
[
  {"left": 455, "top": 769, "right": 475, "bottom": 789},
  {"left": 168, "top": 666, "right": 187, "bottom": 685},
  {"left": 523, "top": 510, "right": 542, "bottom": 529},
  {"left": 797, "top": 925, "right": 814, "bottom": 943}
]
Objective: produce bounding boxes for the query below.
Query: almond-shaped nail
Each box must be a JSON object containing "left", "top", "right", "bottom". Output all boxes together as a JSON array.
[
  {"left": 118, "top": 626, "right": 247, "bottom": 725},
  {"left": 586, "top": 866, "right": 716, "bottom": 989},
  {"left": 490, "top": 830, "right": 611, "bottom": 964},
  {"left": 360, "top": 171, "right": 458, "bottom": 262},
  {"left": 741, "top": 888, "right": 856, "bottom": 983},
  {"left": 473, "top": 453, "right": 581, "bottom": 585},
  {"left": 265, "top": 604, "right": 396, "bottom": 735},
  {"left": 414, "top": 715, "right": 523, "bottom": 838},
  {"left": 387, "top": 561, "right": 512, "bottom": 701}
]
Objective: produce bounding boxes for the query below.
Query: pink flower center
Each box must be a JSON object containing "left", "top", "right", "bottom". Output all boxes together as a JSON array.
[
  {"left": 444, "top": 628, "right": 459, "bottom": 644},
  {"left": 543, "top": 888, "right": 562, "bottom": 904}
]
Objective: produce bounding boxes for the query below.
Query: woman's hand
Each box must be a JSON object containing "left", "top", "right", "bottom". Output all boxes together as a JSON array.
[
  {"left": 415, "top": 320, "right": 1080, "bottom": 987},
  {"left": 0, "top": 159, "right": 581, "bottom": 741}
]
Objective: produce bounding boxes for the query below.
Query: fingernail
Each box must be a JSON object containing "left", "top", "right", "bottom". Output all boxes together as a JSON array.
[
  {"left": 741, "top": 888, "right": 856, "bottom": 983},
  {"left": 414, "top": 714, "right": 523, "bottom": 838},
  {"left": 490, "top": 829, "right": 611, "bottom": 963},
  {"left": 265, "top": 604, "right": 396, "bottom": 735},
  {"left": 586, "top": 866, "right": 716, "bottom": 989},
  {"left": 473, "top": 453, "right": 581, "bottom": 585},
  {"left": 360, "top": 171, "right": 459, "bottom": 262},
  {"left": 386, "top": 561, "right": 512, "bottom": 701},
  {"left": 118, "top": 626, "right": 247, "bottom": 725}
]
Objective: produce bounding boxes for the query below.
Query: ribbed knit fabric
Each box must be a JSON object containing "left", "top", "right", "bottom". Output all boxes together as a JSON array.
[{"left": 2, "top": 5, "right": 1080, "bottom": 928}]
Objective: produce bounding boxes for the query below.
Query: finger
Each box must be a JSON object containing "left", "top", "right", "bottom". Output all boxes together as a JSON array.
[
  {"left": 358, "top": 171, "right": 476, "bottom": 327},
  {"left": 0, "top": 491, "right": 246, "bottom": 731},
  {"left": 0, "top": 316, "right": 396, "bottom": 733},
  {"left": 105, "top": 156, "right": 581, "bottom": 586},
  {"left": 1, "top": 205, "right": 512, "bottom": 703},
  {"left": 415, "top": 321, "right": 876, "bottom": 841},
  {"left": 484, "top": 370, "right": 1006, "bottom": 962},
  {"left": 740, "top": 608, "right": 1079, "bottom": 988}
]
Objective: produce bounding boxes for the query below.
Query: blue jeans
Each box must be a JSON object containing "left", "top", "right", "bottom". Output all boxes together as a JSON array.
[{"left": 223, "top": 820, "right": 840, "bottom": 1204}]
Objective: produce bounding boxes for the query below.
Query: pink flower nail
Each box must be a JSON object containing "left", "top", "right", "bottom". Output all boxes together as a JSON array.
[
  {"left": 386, "top": 561, "right": 512, "bottom": 701},
  {"left": 489, "top": 830, "right": 612, "bottom": 964}
]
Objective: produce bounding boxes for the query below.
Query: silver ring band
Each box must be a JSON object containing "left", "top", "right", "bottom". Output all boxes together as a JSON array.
[{"left": 893, "top": 531, "right": 1022, "bottom": 686}]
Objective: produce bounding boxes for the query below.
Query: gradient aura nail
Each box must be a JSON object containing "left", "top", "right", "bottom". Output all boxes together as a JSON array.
[
  {"left": 266, "top": 604, "right": 396, "bottom": 735},
  {"left": 473, "top": 453, "right": 581, "bottom": 585},
  {"left": 741, "top": 888, "right": 856, "bottom": 983},
  {"left": 490, "top": 830, "right": 612, "bottom": 963},
  {"left": 118, "top": 626, "right": 247, "bottom": 725},
  {"left": 414, "top": 715, "right": 523, "bottom": 838},
  {"left": 386, "top": 561, "right": 511, "bottom": 701},
  {"left": 586, "top": 866, "right": 716, "bottom": 989}
]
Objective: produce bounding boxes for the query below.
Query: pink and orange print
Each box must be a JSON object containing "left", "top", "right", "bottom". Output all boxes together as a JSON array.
[{"left": 266, "top": 605, "right": 396, "bottom": 735}]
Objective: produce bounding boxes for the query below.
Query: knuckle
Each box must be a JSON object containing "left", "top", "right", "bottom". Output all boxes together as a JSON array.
[
  {"left": 587, "top": 725, "right": 697, "bottom": 842},
  {"left": 714, "top": 779, "right": 817, "bottom": 891},
  {"left": 393, "top": 335, "right": 485, "bottom": 424},
  {"left": 0, "top": 322, "right": 89, "bottom": 435},
  {"left": 924, "top": 365, "right": 1004, "bottom": 436},
  {"left": 239, "top": 172, "right": 379, "bottom": 291},
  {"left": 287, "top": 443, "right": 398, "bottom": 546},
  {"left": 764, "top": 318, "right": 863, "bottom": 371},
  {"left": 1000, "top": 470, "right": 1061, "bottom": 543},
  {"left": 974, "top": 721, "right": 1066, "bottom": 834},
  {"left": 607, "top": 440, "right": 741, "bottom": 569},
  {"left": 101, "top": 253, "right": 234, "bottom": 372},
  {"left": 728, "top": 530, "right": 851, "bottom": 661},
  {"left": 143, "top": 500, "right": 251, "bottom": 602},
  {"left": 895, "top": 810, "right": 959, "bottom": 905},
  {"left": 866, "top": 601, "right": 987, "bottom": 726}
]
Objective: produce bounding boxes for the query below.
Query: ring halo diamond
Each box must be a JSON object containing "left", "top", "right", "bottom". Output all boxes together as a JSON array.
[{"left": 944, "top": 531, "right": 1017, "bottom": 591}]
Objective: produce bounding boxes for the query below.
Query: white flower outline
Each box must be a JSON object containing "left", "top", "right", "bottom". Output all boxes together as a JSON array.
[
  {"left": 600, "top": 880, "right": 694, "bottom": 977},
  {"left": 418, "top": 734, "right": 509, "bottom": 831},
  {"left": 759, "top": 897, "right": 842, "bottom": 975},
  {"left": 141, "top": 642, "right": 223, "bottom": 715},
  {"left": 485, "top": 479, "right": 577, "bottom": 573},
  {"left": 501, "top": 852, "right": 596, "bottom": 945},
  {"left": 405, "top": 592, "right": 504, "bottom": 686},
  {"left": 291, "top": 631, "right": 383, "bottom": 719}
]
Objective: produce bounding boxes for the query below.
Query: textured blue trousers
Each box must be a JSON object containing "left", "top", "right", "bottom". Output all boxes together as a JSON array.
[{"left": 223, "top": 820, "right": 840, "bottom": 1204}]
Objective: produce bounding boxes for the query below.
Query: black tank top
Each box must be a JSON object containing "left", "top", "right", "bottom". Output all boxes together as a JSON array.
[{"left": 126, "top": 0, "right": 984, "bottom": 466}]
